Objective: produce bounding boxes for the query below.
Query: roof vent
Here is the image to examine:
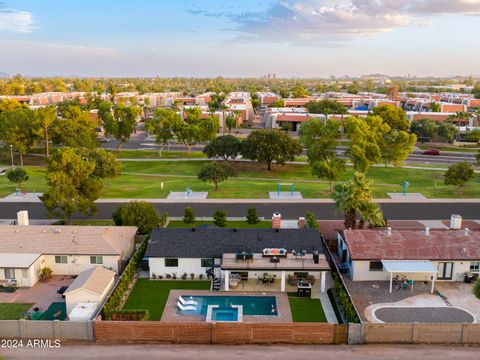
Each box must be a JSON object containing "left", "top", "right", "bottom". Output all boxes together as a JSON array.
[
  {"left": 54, "top": 229, "right": 61, "bottom": 234},
  {"left": 275, "top": 228, "right": 279, "bottom": 233},
  {"left": 385, "top": 227, "right": 392, "bottom": 236},
  {"left": 464, "top": 228, "right": 469, "bottom": 236},
  {"left": 257, "top": 236, "right": 263, "bottom": 242},
  {"left": 191, "top": 227, "right": 196, "bottom": 232},
  {"left": 233, "top": 228, "right": 237, "bottom": 232},
  {"left": 424, "top": 227, "right": 430, "bottom": 236}
]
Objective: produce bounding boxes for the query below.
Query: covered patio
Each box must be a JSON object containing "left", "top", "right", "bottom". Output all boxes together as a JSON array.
[{"left": 382, "top": 260, "right": 437, "bottom": 294}]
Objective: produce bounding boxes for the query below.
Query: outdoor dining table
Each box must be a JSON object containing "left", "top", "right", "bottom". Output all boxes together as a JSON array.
[{"left": 297, "top": 281, "right": 312, "bottom": 297}]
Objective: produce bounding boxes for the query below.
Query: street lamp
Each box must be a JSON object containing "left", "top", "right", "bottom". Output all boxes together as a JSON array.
[{"left": 9, "top": 144, "right": 14, "bottom": 169}]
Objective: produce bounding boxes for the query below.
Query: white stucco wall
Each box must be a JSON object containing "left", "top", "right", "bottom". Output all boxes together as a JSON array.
[
  {"left": 149, "top": 257, "right": 215, "bottom": 278},
  {"left": 65, "top": 276, "right": 115, "bottom": 315},
  {"left": 42, "top": 255, "right": 120, "bottom": 275},
  {"left": 0, "top": 257, "right": 42, "bottom": 287}
]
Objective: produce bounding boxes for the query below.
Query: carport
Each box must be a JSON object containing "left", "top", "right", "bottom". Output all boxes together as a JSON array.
[{"left": 382, "top": 260, "right": 437, "bottom": 294}]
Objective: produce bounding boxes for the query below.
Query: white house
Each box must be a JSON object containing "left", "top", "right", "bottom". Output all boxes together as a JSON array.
[
  {"left": 337, "top": 227, "right": 480, "bottom": 292},
  {"left": 0, "top": 213, "right": 137, "bottom": 288},
  {"left": 64, "top": 266, "right": 116, "bottom": 317}
]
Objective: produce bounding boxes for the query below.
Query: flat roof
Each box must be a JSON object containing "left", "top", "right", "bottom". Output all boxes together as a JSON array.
[
  {"left": 221, "top": 253, "right": 330, "bottom": 271},
  {"left": 381, "top": 260, "right": 437, "bottom": 273},
  {"left": 0, "top": 253, "right": 41, "bottom": 268}
]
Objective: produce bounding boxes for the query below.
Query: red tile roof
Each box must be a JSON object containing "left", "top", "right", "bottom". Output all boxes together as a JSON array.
[{"left": 342, "top": 228, "right": 480, "bottom": 261}]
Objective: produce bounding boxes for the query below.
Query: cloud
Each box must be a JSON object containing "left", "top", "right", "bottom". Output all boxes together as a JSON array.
[
  {"left": 0, "top": 8, "right": 34, "bottom": 33},
  {"left": 191, "top": 0, "right": 480, "bottom": 45}
]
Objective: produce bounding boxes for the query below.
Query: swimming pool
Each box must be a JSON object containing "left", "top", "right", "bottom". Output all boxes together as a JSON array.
[
  {"left": 180, "top": 295, "right": 278, "bottom": 316},
  {"left": 211, "top": 307, "right": 239, "bottom": 321}
]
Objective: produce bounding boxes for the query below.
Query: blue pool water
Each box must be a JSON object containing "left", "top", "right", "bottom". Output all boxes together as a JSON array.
[
  {"left": 181, "top": 296, "right": 278, "bottom": 316},
  {"left": 212, "top": 307, "right": 239, "bottom": 321}
]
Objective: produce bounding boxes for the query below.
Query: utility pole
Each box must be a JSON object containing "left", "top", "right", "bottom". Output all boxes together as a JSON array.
[{"left": 9, "top": 144, "right": 14, "bottom": 169}]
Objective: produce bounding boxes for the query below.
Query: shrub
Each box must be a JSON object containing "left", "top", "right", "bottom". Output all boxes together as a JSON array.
[
  {"left": 165, "top": 273, "right": 172, "bottom": 279},
  {"left": 40, "top": 267, "right": 52, "bottom": 281},
  {"left": 190, "top": 273, "right": 195, "bottom": 280},
  {"left": 112, "top": 201, "right": 162, "bottom": 234},
  {"left": 151, "top": 273, "right": 157, "bottom": 279},
  {"left": 246, "top": 207, "right": 259, "bottom": 224},
  {"left": 172, "top": 272, "right": 177, "bottom": 280},
  {"left": 183, "top": 207, "right": 195, "bottom": 224},
  {"left": 7, "top": 167, "right": 29, "bottom": 191},
  {"left": 332, "top": 272, "right": 359, "bottom": 323},
  {"left": 474, "top": 278, "right": 480, "bottom": 299},
  {"left": 158, "top": 274, "right": 163, "bottom": 279},
  {"left": 110, "top": 309, "right": 150, "bottom": 321},
  {"left": 199, "top": 274, "right": 204, "bottom": 280},
  {"left": 213, "top": 210, "right": 227, "bottom": 227},
  {"left": 181, "top": 272, "right": 188, "bottom": 280},
  {"left": 306, "top": 211, "right": 319, "bottom": 229}
]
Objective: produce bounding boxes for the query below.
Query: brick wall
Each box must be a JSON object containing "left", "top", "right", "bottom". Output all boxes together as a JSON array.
[{"left": 94, "top": 321, "right": 340, "bottom": 344}]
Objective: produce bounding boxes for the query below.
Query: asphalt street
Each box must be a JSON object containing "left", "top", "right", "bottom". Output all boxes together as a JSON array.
[{"left": 0, "top": 201, "right": 478, "bottom": 220}]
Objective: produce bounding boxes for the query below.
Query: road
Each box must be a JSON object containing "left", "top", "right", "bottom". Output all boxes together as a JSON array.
[
  {"left": 102, "top": 132, "right": 478, "bottom": 165},
  {"left": 0, "top": 343, "right": 477, "bottom": 360},
  {"left": 0, "top": 201, "right": 478, "bottom": 220}
]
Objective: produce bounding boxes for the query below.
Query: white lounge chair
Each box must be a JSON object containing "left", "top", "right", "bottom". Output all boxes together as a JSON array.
[
  {"left": 177, "top": 301, "right": 196, "bottom": 311},
  {"left": 179, "top": 296, "right": 198, "bottom": 306}
]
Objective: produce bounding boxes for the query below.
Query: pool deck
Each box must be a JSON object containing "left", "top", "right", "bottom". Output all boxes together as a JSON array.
[{"left": 161, "top": 290, "right": 292, "bottom": 323}]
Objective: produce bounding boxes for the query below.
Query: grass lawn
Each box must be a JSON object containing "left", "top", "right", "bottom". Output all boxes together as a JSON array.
[
  {"left": 122, "top": 279, "right": 211, "bottom": 321},
  {"left": 0, "top": 303, "right": 32, "bottom": 320},
  {"left": 108, "top": 150, "right": 208, "bottom": 159},
  {"left": 68, "top": 219, "right": 114, "bottom": 226},
  {"left": 0, "top": 166, "right": 47, "bottom": 197},
  {"left": 167, "top": 220, "right": 272, "bottom": 228},
  {"left": 288, "top": 295, "right": 327, "bottom": 322}
]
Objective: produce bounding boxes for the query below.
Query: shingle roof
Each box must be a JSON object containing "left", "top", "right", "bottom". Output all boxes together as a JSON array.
[
  {"left": 146, "top": 228, "right": 323, "bottom": 258},
  {"left": 64, "top": 266, "right": 115, "bottom": 296},
  {"left": 0, "top": 225, "right": 137, "bottom": 256},
  {"left": 342, "top": 228, "right": 480, "bottom": 261}
]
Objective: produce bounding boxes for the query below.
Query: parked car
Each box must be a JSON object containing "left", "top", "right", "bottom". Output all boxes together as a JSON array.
[
  {"left": 98, "top": 137, "right": 111, "bottom": 143},
  {"left": 423, "top": 149, "right": 440, "bottom": 155}
]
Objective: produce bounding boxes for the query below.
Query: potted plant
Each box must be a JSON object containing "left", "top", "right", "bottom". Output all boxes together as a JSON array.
[
  {"left": 181, "top": 272, "right": 188, "bottom": 280},
  {"left": 190, "top": 273, "right": 195, "bottom": 280},
  {"left": 40, "top": 267, "right": 52, "bottom": 281}
]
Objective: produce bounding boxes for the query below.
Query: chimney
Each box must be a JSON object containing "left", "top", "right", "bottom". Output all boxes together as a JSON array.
[
  {"left": 424, "top": 227, "right": 430, "bottom": 236},
  {"left": 272, "top": 213, "right": 281, "bottom": 229},
  {"left": 298, "top": 217, "right": 305, "bottom": 229},
  {"left": 17, "top": 211, "right": 29, "bottom": 226},
  {"left": 385, "top": 227, "right": 392, "bottom": 236},
  {"left": 464, "top": 228, "right": 469, "bottom": 236},
  {"left": 450, "top": 214, "right": 462, "bottom": 229}
]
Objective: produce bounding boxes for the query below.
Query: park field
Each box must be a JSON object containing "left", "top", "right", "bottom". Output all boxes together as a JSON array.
[{"left": 0, "top": 160, "right": 478, "bottom": 199}]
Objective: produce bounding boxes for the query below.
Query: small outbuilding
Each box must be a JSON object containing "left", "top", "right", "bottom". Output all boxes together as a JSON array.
[{"left": 64, "top": 266, "right": 116, "bottom": 318}]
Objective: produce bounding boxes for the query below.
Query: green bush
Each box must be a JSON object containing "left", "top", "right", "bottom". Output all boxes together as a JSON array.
[
  {"left": 110, "top": 309, "right": 150, "bottom": 321},
  {"left": 102, "top": 236, "right": 149, "bottom": 320},
  {"left": 306, "top": 211, "right": 319, "bottom": 229},
  {"left": 213, "top": 210, "right": 227, "bottom": 227},
  {"left": 112, "top": 201, "right": 163, "bottom": 234},
  {"left": 332, "top": 271, "right": 359, "bottom": 323},
  {"left": 246, "top": 207, "right": 260, "bottom": 224},
  {"left": 183, "top": 207, "right": 195, "bottom": 224},
  {"left": 474, "top": 278, "right": 480, "bottom": 299}
]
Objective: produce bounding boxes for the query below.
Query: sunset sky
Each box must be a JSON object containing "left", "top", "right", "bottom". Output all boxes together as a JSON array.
[{"left": 1, "top": 0, "right": 480, "bottom": 77}]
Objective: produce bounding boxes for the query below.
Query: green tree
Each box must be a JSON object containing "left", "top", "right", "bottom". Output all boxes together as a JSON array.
[
  {"left": 444, "top": 162, "right": 474, "bottom": 189},
  {"left": 52, "top": 105, "right": 99, "bottom": 148},
  {"left": 291, "top": 84, "right": 307, "bottom": 98},
  {"left": 0, "top": 108, "right": 37, "bottom": 166},
  {"left": 465, "top": 129, "right": 480, "bottom": 142},
  {"left": 241, "top": 129, "right": 302, "bottom": 170},
  {"left": 112, "top": 201, "right": 162, "bottom": 234},
  {"left": 33, "top": 106, "right": 57, "bottom": 157},
  {"left": 305, "top": 211, "right": 318, "bottom": 229},
  {"left": 203, "top": 135, "right": 241, "bottom": 160},
  {"left": 410, "top": 119, "right": 436, "bottom": 141},
  {"left": 176, "top": 108, "right": 219, "bottom": 151},
  {"left": 7, "top": 167, "right": 29, "bottom": 191},
  {"left": 183, "top": 207, "right": 195, "bottom": 224},
  {"left": 379, "top": 130, "right": 417, "bottom": 167},
  {"left": 225, "top": 113, "right": 238, "bottom": 134},
  {"left": 332, "top": 172, "right": 384, "bottom": 229},
  {"left": 269, "top": 99, "right": 285, "bottom": 108},
  {"left": 437, "top": 122, "right": 458, "bottom": 143},
  {"left": 40, "top": 148, "right": 120, "bottom": 224},
  {"left": 0, "top": 99, "right": 28, "bottom": 114},
  {"left": 213, "top": 210, "right": 227, "bottom": 227},
  {"left": 197, "top": 162, "right": 237, "bottom": 190},
  {"left": 146, "top": 108, "right": 183, "bottom": 156},
  {"left": 104, "top": 105, "right": 141, "bottom": 149},
  {"left": 430, "top": 102, "right": 441, "bottom": 112},
  {"left": 246, "top": 208, "right": 259, "bottom": 224},
  {"left": 79, "top": 148, "right": 121, "bottom": 179},
  {"left": 300, "top": 118, "right": 345, "bottom": 190},
  {"left": 372, "top": 104, "right": 410, "bottom": 131}
]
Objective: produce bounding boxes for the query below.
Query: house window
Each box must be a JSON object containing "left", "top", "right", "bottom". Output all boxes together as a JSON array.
[
  {"left": 21, "top": 269, "right": 28, "bottom": 278},
  {"left": 470, "top": 261, "right": 480, "bottom": 272},
  {"left": 4, "top": 268, "right": 15, "bottom": 279},
  {"left": 369, "top": 261, "right": 383, "bottom": 271},
  {"left": 55, "top": 256, "right": 68, "bottom": 264},
  {"left": 90, "top": 256, "right": 103, "bottom": 264},
  {"left": 165, "top": 258, "right": 178, "bottom": 267},
  {"left": 201, "top": 258, "right": 213, "bottom": 268}
]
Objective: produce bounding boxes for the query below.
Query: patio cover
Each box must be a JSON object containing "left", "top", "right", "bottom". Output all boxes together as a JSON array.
[
  {"left": 381, "top": 260, "right": 437, "bottom": 274},
  {"left": 381, "top": 260, "right": 437, "bottom": 294}
]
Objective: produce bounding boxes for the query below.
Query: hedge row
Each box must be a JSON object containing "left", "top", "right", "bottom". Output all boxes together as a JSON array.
[
  {"left": 102, "top": 236, "right": 149, "bottom": 320},
  {"left": 332, "top": 271, "right": 360, "bottom": 323},
  {"left": 110, "top": 309, "right": 150, "bottom": 321}
]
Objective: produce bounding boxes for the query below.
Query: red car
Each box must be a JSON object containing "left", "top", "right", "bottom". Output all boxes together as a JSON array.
[{"left": 423, "top": 149, "right": 440, "bottom": 155}]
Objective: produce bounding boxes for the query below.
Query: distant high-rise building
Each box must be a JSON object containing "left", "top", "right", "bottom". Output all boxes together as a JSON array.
[{"left": 272, "top": 73, "right": 276, "bottom": 79}]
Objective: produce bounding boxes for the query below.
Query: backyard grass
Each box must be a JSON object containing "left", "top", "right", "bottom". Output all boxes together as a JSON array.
[
  {"left": 167, "top": 220, "right": 272, "bottom": 228},
  {"left": 0, "top": 303, "right": 32, "bottom": 320},
  {"left": 288, "top": 295, "right": 327, "bottom": 322},
  {"left": 122, "top": 279, "right": 211, "bottom": 321}
]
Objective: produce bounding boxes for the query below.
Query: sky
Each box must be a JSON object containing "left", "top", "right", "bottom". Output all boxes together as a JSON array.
[{"left": 0, "top": 0, "right": 480, "bottom": 78}]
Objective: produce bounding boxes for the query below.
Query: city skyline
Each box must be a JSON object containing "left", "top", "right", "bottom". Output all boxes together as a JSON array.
[{"left": 1, "top": 0, "right": 480, "bottom": 77}]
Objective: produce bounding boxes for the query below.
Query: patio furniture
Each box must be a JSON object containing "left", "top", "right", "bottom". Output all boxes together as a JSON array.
[
  {"left": 229, "top": 278, "right": 240, "bottom": 288},
  {"left": 297, "top": 281, "right": 312, "bottom": 297},
  {"left": 235, "top": 251, "right": 246, "bottom": 261},
  {"left": 57, "top": 285, "right": 69, "bottom": 298},
  {"left": 177, "top": 301, "right": 196, "bottom": 311},
  {"left": 179, "top": 296, "right": 198, "bottom": 306},
  {"left": 244, "top": 252, "right": 253, "bottom": 261},
  {"left": 262, "top": 248, "right": 288, "bottom": 258},
  {"left": 270, "top": 256, "right": 280, "bottom": 263}
]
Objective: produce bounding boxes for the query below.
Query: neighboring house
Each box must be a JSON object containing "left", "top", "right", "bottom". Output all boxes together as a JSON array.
[
  {"left": 0, "top": 217, "right": 137, "bottom": 287},
  {"left": 64, "top": 266, "right": 116, "bottom": 317},
  {"left": 337, "top": 227, "right": 480, "bottom": 287},
  {"left": 146, "top": 226, "right": 331, "bottom": 293}
]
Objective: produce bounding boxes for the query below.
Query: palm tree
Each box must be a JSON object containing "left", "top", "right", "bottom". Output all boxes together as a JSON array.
[
  {"left": 331, "top": 182, "right": 357, "bottom": 229},
  {"left": 358, "top": 202, "right": 385, "bottom": 229}
]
